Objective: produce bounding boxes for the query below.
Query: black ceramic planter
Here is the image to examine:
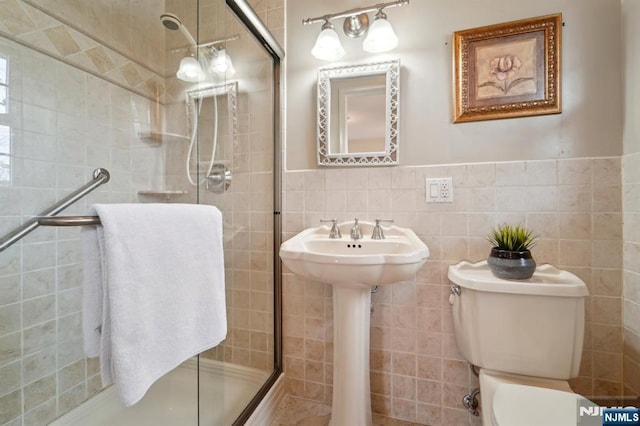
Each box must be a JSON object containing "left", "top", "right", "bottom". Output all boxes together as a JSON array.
[{"left": 487, "top": 248, "right": 536, "bottom": 280}]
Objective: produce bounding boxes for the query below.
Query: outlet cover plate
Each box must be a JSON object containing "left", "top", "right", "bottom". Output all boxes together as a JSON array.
[{"left": 426, "top": 178, "right": 453, "bottom": 203}]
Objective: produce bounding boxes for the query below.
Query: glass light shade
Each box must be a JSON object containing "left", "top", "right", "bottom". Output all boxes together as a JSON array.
[
  {"left": 363, "top": 16, "right": 398, "bottom": 53},
  {"left": 176, "top": 56, "right": 205, "bottom": 82},
  {"left": 311, "top": 26, "right": 345, "bottom": 61},
  {"left": 209, "top": 49, "right": 236, "bottom": 76}
]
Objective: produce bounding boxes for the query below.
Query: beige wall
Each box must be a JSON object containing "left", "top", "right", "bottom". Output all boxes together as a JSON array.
[
  {"left": 623, "top": 0, "right": 640, "bottom": 156},
  {"left": 622, "top": 0, "right": 640, "bottom": 400},
  {"left": 282, "top": 0, "right": 628, "bottom": 424},
  {"left": 286, "top": 0, "right": 623, "bottom": 170}
]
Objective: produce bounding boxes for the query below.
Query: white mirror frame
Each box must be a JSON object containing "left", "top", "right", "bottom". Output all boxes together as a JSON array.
[{"left": 317, "top": 59, "right": 400, "bottom": 167}]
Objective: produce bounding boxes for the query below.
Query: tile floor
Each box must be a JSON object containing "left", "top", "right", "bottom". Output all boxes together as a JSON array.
[{"left": 270, "top": 396, "right": 425, "bottom": 425}]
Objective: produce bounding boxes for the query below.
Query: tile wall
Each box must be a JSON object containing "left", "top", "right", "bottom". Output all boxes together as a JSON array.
[
  {"left": 0, "top": 36, "right": 160, "bottom": 425},
  {"left": 1, "top": 0, "right": 286, "bottom": 424},
  {"left": 0, "top": 0, "right": 166, "bottom": 103},
  {"left": 22, "top": 0, "right": 166, "bottom": 75},
  {"left": 0, "top": 2, "right": 168, "bottom": 424},
  {"left": 0, "top": 1, "right": 287, "bottom": 423},
  {"left": 623, "top": 152, "right": 640, "bottom": 400},
  {"left": 281, "top": 157, "right": 624, "bottom": 425}
]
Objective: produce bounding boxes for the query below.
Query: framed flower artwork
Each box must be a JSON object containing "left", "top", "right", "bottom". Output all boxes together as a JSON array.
[{"left": 452, "top": 14, "right": 562, "bottom": 123}]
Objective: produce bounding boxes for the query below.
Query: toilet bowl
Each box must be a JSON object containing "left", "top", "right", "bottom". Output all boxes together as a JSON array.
[
  {"left": 448, "top": 260, "right": 591, "bottom": 425},
  {"left": 492, "top": 382, "right": 595, "bottom": 426},
  {"left": 481, "top": 369, "right": 598, "bottom": 426}
]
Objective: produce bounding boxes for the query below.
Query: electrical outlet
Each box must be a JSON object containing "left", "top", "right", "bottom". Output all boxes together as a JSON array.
[{"left": 426, "top": 178, "right": 453, "bottom": 203}]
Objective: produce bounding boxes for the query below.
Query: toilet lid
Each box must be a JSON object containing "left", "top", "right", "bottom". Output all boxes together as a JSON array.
[{"left": 492, "top": 384, "right": 595, "bottom": 426}]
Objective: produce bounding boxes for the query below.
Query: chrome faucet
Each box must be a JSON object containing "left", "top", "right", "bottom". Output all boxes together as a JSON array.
[
  {"left": 350, "top": 218, "right": 362, "bottom": 240},
  {"left": 320, "top": 219, "right": 341, "bottom": 239},
  {"left": 371, "top": 219, "right": 394, "bottom": 240}
]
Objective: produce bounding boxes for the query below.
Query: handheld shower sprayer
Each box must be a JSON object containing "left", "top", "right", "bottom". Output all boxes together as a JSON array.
[{"left": 160, "top": 13, "right": 198, "bottom": 47}]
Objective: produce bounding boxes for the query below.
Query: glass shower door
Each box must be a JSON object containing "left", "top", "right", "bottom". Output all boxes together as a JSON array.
[{"left": 191, "top": 1, "right": 278, "bottom": 424}]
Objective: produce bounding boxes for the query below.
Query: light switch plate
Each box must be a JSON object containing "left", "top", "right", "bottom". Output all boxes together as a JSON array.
[{"left": 426, "top": 178, "right": 453, "bottom": 203}]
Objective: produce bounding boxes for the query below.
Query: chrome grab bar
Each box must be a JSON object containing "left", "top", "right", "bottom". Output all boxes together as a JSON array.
[
  {"left": 37, "top": 216, "right": 102, "bottom": 226},
  {"left": 0, "top": 168, "right": 110, "bottom": 253}
]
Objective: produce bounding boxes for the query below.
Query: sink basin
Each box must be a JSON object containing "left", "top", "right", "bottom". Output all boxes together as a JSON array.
[
  {"left": 280, "top": 221, "right": 429, "bottom": 287},
  {"left": 280, "top": 221, "right": 429, "bottom": 425}
]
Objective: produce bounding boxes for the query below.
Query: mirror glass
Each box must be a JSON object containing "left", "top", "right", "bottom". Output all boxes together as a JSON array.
[{"left": 317, "top": 59, "right": 399, "bottom": 166}]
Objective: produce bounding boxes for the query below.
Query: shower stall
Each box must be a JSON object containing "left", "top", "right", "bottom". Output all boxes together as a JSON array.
[{"left": 0, "top": 0, "right": 282, "bottom": 424}]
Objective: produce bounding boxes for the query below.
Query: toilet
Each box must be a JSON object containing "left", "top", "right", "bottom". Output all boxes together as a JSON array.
[{"left": 448, "top": 260, "right": 592, "bottom": 425}]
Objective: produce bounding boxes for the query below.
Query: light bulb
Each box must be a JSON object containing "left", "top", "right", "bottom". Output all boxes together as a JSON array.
[
  {"left": 176, "top": 56, "right": 205, "bottom": 82},
  {"left": 363, "top": 11, "right": 398, "bottom": 53},
  {"left": 311, "top": 21, "right": 345, "bottom": 61}
]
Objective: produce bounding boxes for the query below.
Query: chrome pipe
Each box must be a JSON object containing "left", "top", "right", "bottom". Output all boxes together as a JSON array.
[
  {"left": 302, "top": 0, "right": 409, "bottom": 26},
  {"left": 463, "top": 388, "right": 481, "bottom": 416},
  {"left": 37, "top": 216, "right": 102, "bottom": 226}
]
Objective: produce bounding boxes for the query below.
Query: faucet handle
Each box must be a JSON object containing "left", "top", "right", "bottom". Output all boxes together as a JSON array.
[
  {"left": 371, "top": 219, "right": 394, "bottom": 240},
  {"left": 350, "top": 218, "right": 362, "bottom": 240},
  {"left": 320, "top": 219, "right": 341, "bottom": 239}
]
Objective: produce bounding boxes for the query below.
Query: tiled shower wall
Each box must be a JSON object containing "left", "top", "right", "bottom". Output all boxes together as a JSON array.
[
  {"left": 1, "top": 1, "right": 286, "bottom": 424},
  {"left": 281, "top": 157, "right": 624, "bottom": 425},
  {"left": 0, "top": 1, "right": 171, "bottom": 423},
  {"left": 0, "top": 0, "right": 167, "bottom": 102},
  {"left": 0, "top": 37, "right": 160, "bottom": 425}
]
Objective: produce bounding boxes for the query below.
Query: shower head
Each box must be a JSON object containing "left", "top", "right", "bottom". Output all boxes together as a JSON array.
[
  {"left": 160, "top": 12, "right": 198, "bottom": 48},
  {"left": 160, "top": 13, "right": 182, "bottom": 31}
]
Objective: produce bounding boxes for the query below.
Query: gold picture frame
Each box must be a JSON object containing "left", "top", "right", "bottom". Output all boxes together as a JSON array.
[{"left": 453, "top": 14, "right": 562, "bottom": 123}]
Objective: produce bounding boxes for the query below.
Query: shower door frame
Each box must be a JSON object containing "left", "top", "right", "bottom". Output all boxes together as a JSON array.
[{"left": 223, "top": 1, "right": 284, "bottom": 424}]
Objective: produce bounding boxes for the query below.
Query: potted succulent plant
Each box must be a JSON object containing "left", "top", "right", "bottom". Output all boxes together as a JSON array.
[{"left": 486, "top": 223, "right": 538, "bottom": 280}]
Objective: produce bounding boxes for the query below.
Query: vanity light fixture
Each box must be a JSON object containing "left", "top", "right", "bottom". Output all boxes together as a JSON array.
[
  {"left": 176, "top": 55, "right": 206, "bottom": 82},
  {"left": 344, "top": 13, "right": 369, "bottom": 38},
  {"left": 363, "top": 9, "right": 398, "bottom": 53},
  {"left": 173, "top": 36, "right": 239, "bottom": 82},
  {"left": 303, "top": 0, "right": 408, "bottom": 61},
  {"left": 208, "top": 48, "right": 236, "bottom": 76},
  {"left": 311, "top": 20, "right": 346, "bottom": 61}
]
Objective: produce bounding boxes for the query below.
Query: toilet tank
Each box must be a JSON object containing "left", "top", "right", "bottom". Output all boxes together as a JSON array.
[{"left": 448, "top": 261, "right": 589, "bottom": 380}]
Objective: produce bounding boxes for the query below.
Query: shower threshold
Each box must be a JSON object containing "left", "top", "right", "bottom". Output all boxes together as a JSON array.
[{"left": 51, "top": 358, "right": 269, "bottom": 426}]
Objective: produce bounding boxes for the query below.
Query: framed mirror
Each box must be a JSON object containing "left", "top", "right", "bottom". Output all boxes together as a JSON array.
[{"left": 317, "top": 59, "right": 400, "bottom": 166}]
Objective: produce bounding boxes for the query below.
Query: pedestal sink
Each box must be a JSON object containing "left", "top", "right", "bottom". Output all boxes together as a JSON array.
[{"left": 279, "top": 220, "right": 430, "bottom": 425}]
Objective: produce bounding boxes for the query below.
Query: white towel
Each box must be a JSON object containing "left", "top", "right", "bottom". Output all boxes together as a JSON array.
[{"left": 81, "top": 203, "right": 227, "bottom": 406}]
